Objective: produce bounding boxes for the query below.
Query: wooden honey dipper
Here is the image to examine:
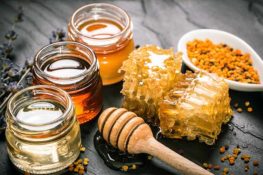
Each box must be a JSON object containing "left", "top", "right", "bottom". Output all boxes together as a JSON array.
[{"left": 98, "top": 107, "right": 213, "bottom": 175}]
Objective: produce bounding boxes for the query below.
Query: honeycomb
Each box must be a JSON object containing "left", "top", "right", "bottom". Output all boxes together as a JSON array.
[
  {"left": 120, "top": 45, "right": 232, "bottom": 145},
  {"left": 120, "top": 45, "right": 182, "bottom": 124},
  {"left": 159, "top": 71, "right": 232, "bottom": 145}
]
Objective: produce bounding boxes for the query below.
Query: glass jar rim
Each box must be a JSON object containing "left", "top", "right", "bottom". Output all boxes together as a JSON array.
[
  {"left": 7, "top": 85, "right": 73, "bottom": 128},
  {"left": 34, "top": 41, "right": 97, "bottom": 81},
  {"left": 70, "top": 3, "right": 131, "bottom": 40}
]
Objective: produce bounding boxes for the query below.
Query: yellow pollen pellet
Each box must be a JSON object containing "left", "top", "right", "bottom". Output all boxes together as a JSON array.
[
  {"left": 74, "top": 167, "right": 79, "bottom": 172},
  {"left": 131, "top": 164, "right": 137, "bottom": 170},
  {"left": 237, "top": 108, "right": 242, "bottom": 113},
  {"left": 121, "top": 165, "right": 129, "bottom": 171},
  {"left": 247, "top": 107, "right": 253, "bottom": 112},
  {"left": 80, "top": 146, "right": 86, "bottom": 152},
  {"left": 147, "top": 155, "right": 153, "bottom": 160},
  {"left": 79, "top": 169, "right": 85, "bottom": 175},
  {"left": 244, "top": 101, "right": 250, "bottom": 106},
  {"left": 79, "top": 165, "right": 84, "bottom": 170},
  {"left": 223, "top": 167, "right": 229, "bottom": 173}
]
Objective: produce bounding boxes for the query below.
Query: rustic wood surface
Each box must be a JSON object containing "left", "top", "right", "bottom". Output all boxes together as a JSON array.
[{"left": 0, "top": 0, "right": 262, "bottom": 175}]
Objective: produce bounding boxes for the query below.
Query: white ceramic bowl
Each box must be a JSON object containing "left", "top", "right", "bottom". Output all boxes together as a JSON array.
[{"left": 178, "top": 29, "right": 263, "bottom": 92}]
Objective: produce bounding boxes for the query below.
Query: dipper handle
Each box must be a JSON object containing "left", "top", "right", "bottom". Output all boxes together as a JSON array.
[
  {"left": 141, "top": 137, "right": 213, "bottom": 175},
  {"left": 98, "top": 108, "right": 213, "bottom": 175},
  {"left": 127, "top": 123, "right": 213, "bottom": 175}
]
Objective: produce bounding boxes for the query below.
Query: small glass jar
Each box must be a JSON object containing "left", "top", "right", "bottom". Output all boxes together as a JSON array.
[
  {"left": 68, "top": 3, "right": 134, "bottom": 85},
  {"left": 32, "top": 41, "right": 103, "bottom": 124},
  {"left": 5, "top": 85, "right": 81, "bottom": 174}
]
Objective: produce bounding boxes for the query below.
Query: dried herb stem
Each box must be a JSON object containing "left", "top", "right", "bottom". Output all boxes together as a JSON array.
[{"left": 0, "top": 67, "right": 31, "bottom": 113}]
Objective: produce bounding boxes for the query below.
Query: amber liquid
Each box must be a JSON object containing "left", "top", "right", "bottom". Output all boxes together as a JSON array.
[
  {"left": 77, "top": 19, "right": 134, "bottom": 85},
  {"left": 33, "top": 56, "right": 102, "bottom": 124}
]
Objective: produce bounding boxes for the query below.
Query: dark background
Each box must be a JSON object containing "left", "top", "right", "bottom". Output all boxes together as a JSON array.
[{"left": 0, "top": 0, "right": 263, "bottom": 175}]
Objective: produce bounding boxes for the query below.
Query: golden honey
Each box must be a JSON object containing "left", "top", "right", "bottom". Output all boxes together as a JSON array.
[
  {"left": 159, "top": 71, "right": 232, "bottom": 145},
  {"left": 33, "top": 41, "right": 102, "bottom": 124},
  {"left": 5, "top": 85, "right": 81, "bottom": 174},
  {"left": 120, "top": 45, "right": 232, "bottom": 145},
  {"left": 120, "top": 45, "right": 182, "bottom": 123},
  {"left": 68, "top": 3, "right": 134, "bottom": 85}
]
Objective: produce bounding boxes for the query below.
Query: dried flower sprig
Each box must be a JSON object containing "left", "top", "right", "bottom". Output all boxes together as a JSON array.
[
  {"left": 49, "top": 28, "right": 66, "bottom": 43},
  {"left": 0, "top": 6, "right": 23, "bottom": 59},
  {"left": 0, "top": 6, "right": 26, "bottom": 133},
  {"left": 0, "top": 26, "right": 66, "bottom": 133}
]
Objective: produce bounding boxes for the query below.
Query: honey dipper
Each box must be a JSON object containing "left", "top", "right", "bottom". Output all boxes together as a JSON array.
[{"left": 98, "top": 107, "right": 213, "bottom": 175}]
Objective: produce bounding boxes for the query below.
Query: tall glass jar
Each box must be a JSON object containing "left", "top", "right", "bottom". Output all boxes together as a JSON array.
[
  {"left": 32, "top": 41, "right": 103, "bottom": 124},
  {"left": 68, "top": 3, "right": 134, "bottom": 85},
  {"left": 5, "top": 85, "right": 81, "bottom": 174}
]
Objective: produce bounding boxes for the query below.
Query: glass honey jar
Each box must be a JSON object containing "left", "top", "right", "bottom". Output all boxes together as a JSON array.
[
  {"left": 32, "top": 41, "right": 103, "bottom": 124},
  {"left": 68, "top": 3, "right": 134, "bottom": 85},
  {"left": 5, "top": 85, "right": 81, "bottom": 174}
]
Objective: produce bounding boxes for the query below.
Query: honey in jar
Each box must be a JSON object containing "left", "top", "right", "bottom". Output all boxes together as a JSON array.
[
  {"left": 32, "top": 41, "right": 102, "bottom": 124},
  {"left": 68, "top": 3, "right": 134, "bottom": 85},
  {"left": 5, "top": 85, "right": 81, "bottom": 174}
]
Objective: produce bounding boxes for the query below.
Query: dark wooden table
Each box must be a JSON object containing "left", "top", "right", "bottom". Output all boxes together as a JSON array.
[{"left": 0, "top": 0, "right": 263, "bottom": 174}]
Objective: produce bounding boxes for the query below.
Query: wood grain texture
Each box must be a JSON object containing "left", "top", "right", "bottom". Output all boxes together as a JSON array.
[
  {"left": 0, "top": 0, "right": 263, "bottom": 175},
  {"left": 98, "top": 108, "right": 212, "bottom": 175},
  {"left": 133, "top": 134, "right": 213, "bottom": 175}
]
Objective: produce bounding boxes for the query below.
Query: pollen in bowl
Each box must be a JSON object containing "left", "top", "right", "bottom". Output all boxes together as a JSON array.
[{"left": 77, "top": 19, "right": 134, "bottom": 85}]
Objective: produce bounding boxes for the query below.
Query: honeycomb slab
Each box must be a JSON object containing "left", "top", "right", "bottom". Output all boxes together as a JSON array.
[
  {"left": 120, "top": 45, "right": 232, "bottom": 145},
  {"left": 159, "top": 71, "right": 232, "bottom": 145},
  {"left": 120, "top": 45, "right": 182, "bottom": 124}
]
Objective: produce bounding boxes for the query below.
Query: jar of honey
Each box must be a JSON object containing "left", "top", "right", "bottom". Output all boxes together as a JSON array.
[
  {"left": 5, "top": 85, "right": 81, "bottom": 174},
  {"left": 32, "top": 41, "right": 102, "bottom": 124},
  {"left": 68, "top": 3, "right": 134, "bottom": 85}
]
